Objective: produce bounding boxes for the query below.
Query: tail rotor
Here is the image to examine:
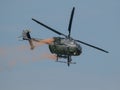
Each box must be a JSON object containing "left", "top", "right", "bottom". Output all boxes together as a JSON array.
[{"left": 19, "top": 30, "right": 35, "bottom": 50}]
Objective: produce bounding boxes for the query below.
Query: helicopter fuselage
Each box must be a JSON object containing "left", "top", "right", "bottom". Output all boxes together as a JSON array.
[
  {"left": 21, "top": 6, "right": 108, "bottom": 66},
  {"left": 49, "top": 37, "right": 82, "bottom": 58}
]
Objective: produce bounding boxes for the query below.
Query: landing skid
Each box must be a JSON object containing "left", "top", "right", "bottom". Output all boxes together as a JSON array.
[
  {"left": 56, "top": 60, "right": 76, "bottom": 65},
  {"left": 56, "top": 55, "right": 76, "bottom": 66}
]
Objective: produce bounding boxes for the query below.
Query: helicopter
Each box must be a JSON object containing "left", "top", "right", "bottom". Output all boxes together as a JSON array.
[{"left": 21, "top": 7, "right": 109, "bottom": 66}]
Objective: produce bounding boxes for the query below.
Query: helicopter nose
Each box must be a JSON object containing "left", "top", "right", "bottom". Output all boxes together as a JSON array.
[{"left": 76, "top": 49, "right": 82, "bottom": 55}]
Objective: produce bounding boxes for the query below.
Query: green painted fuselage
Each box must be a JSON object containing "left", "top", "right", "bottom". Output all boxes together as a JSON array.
[{"left": 49, "top": 37, "right": 82, "bottom": 57}]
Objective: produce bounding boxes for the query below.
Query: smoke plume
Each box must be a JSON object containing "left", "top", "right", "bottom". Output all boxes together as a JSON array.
[{"left": 0, "top": 38, "right": 57, "bottom": 71}]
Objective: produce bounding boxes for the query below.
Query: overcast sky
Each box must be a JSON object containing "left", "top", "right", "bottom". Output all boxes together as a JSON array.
[{"left": 0, "top": 0, "right": 120, "bottom": 90}]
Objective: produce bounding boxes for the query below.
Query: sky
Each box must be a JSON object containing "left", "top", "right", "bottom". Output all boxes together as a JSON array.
[{"left": 0, "top": 0, "right": 120, "bottom": 90}]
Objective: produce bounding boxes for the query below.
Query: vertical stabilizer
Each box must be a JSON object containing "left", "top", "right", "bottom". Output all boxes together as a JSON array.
[{"left": 22, "top": 30, "right": 35, "bottom": 50}]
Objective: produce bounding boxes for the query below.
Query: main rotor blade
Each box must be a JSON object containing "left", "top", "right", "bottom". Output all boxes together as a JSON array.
[
  {"left": 76, "top": 40, "right": 109, "bottom": 53},
  {"left": 68, "top": 7, "right": 75, "bottom": 37},
  {"left": 32, "top": 18, "right": 67, "bottom": 37}
]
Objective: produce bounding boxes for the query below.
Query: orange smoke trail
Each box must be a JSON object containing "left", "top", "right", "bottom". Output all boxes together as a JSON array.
[
  {"left": 31, "top": 53, "right": 57, "bottom": 62},
  {"left": 40, "top": 53, "right": 57, "bottom": 60},
  {"left": 31, "top": 38, "right": 57, "bottom": 60},
  {"left": 8, "top": 60, "right": 16, "bottom": 68},
  {"left": 0, "top": 39, "right": 57, "bottom": 71},
  {"left": 16, "top": 45, "right": 30, "bottom": 51},
  {"left": 0, "top": 48, "right": 6, "bottom": 56}
]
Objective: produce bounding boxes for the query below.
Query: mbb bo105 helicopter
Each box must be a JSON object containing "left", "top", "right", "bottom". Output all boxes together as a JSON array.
[{"left": 21, "top": 7, "right": 109, "bottom": 66}]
